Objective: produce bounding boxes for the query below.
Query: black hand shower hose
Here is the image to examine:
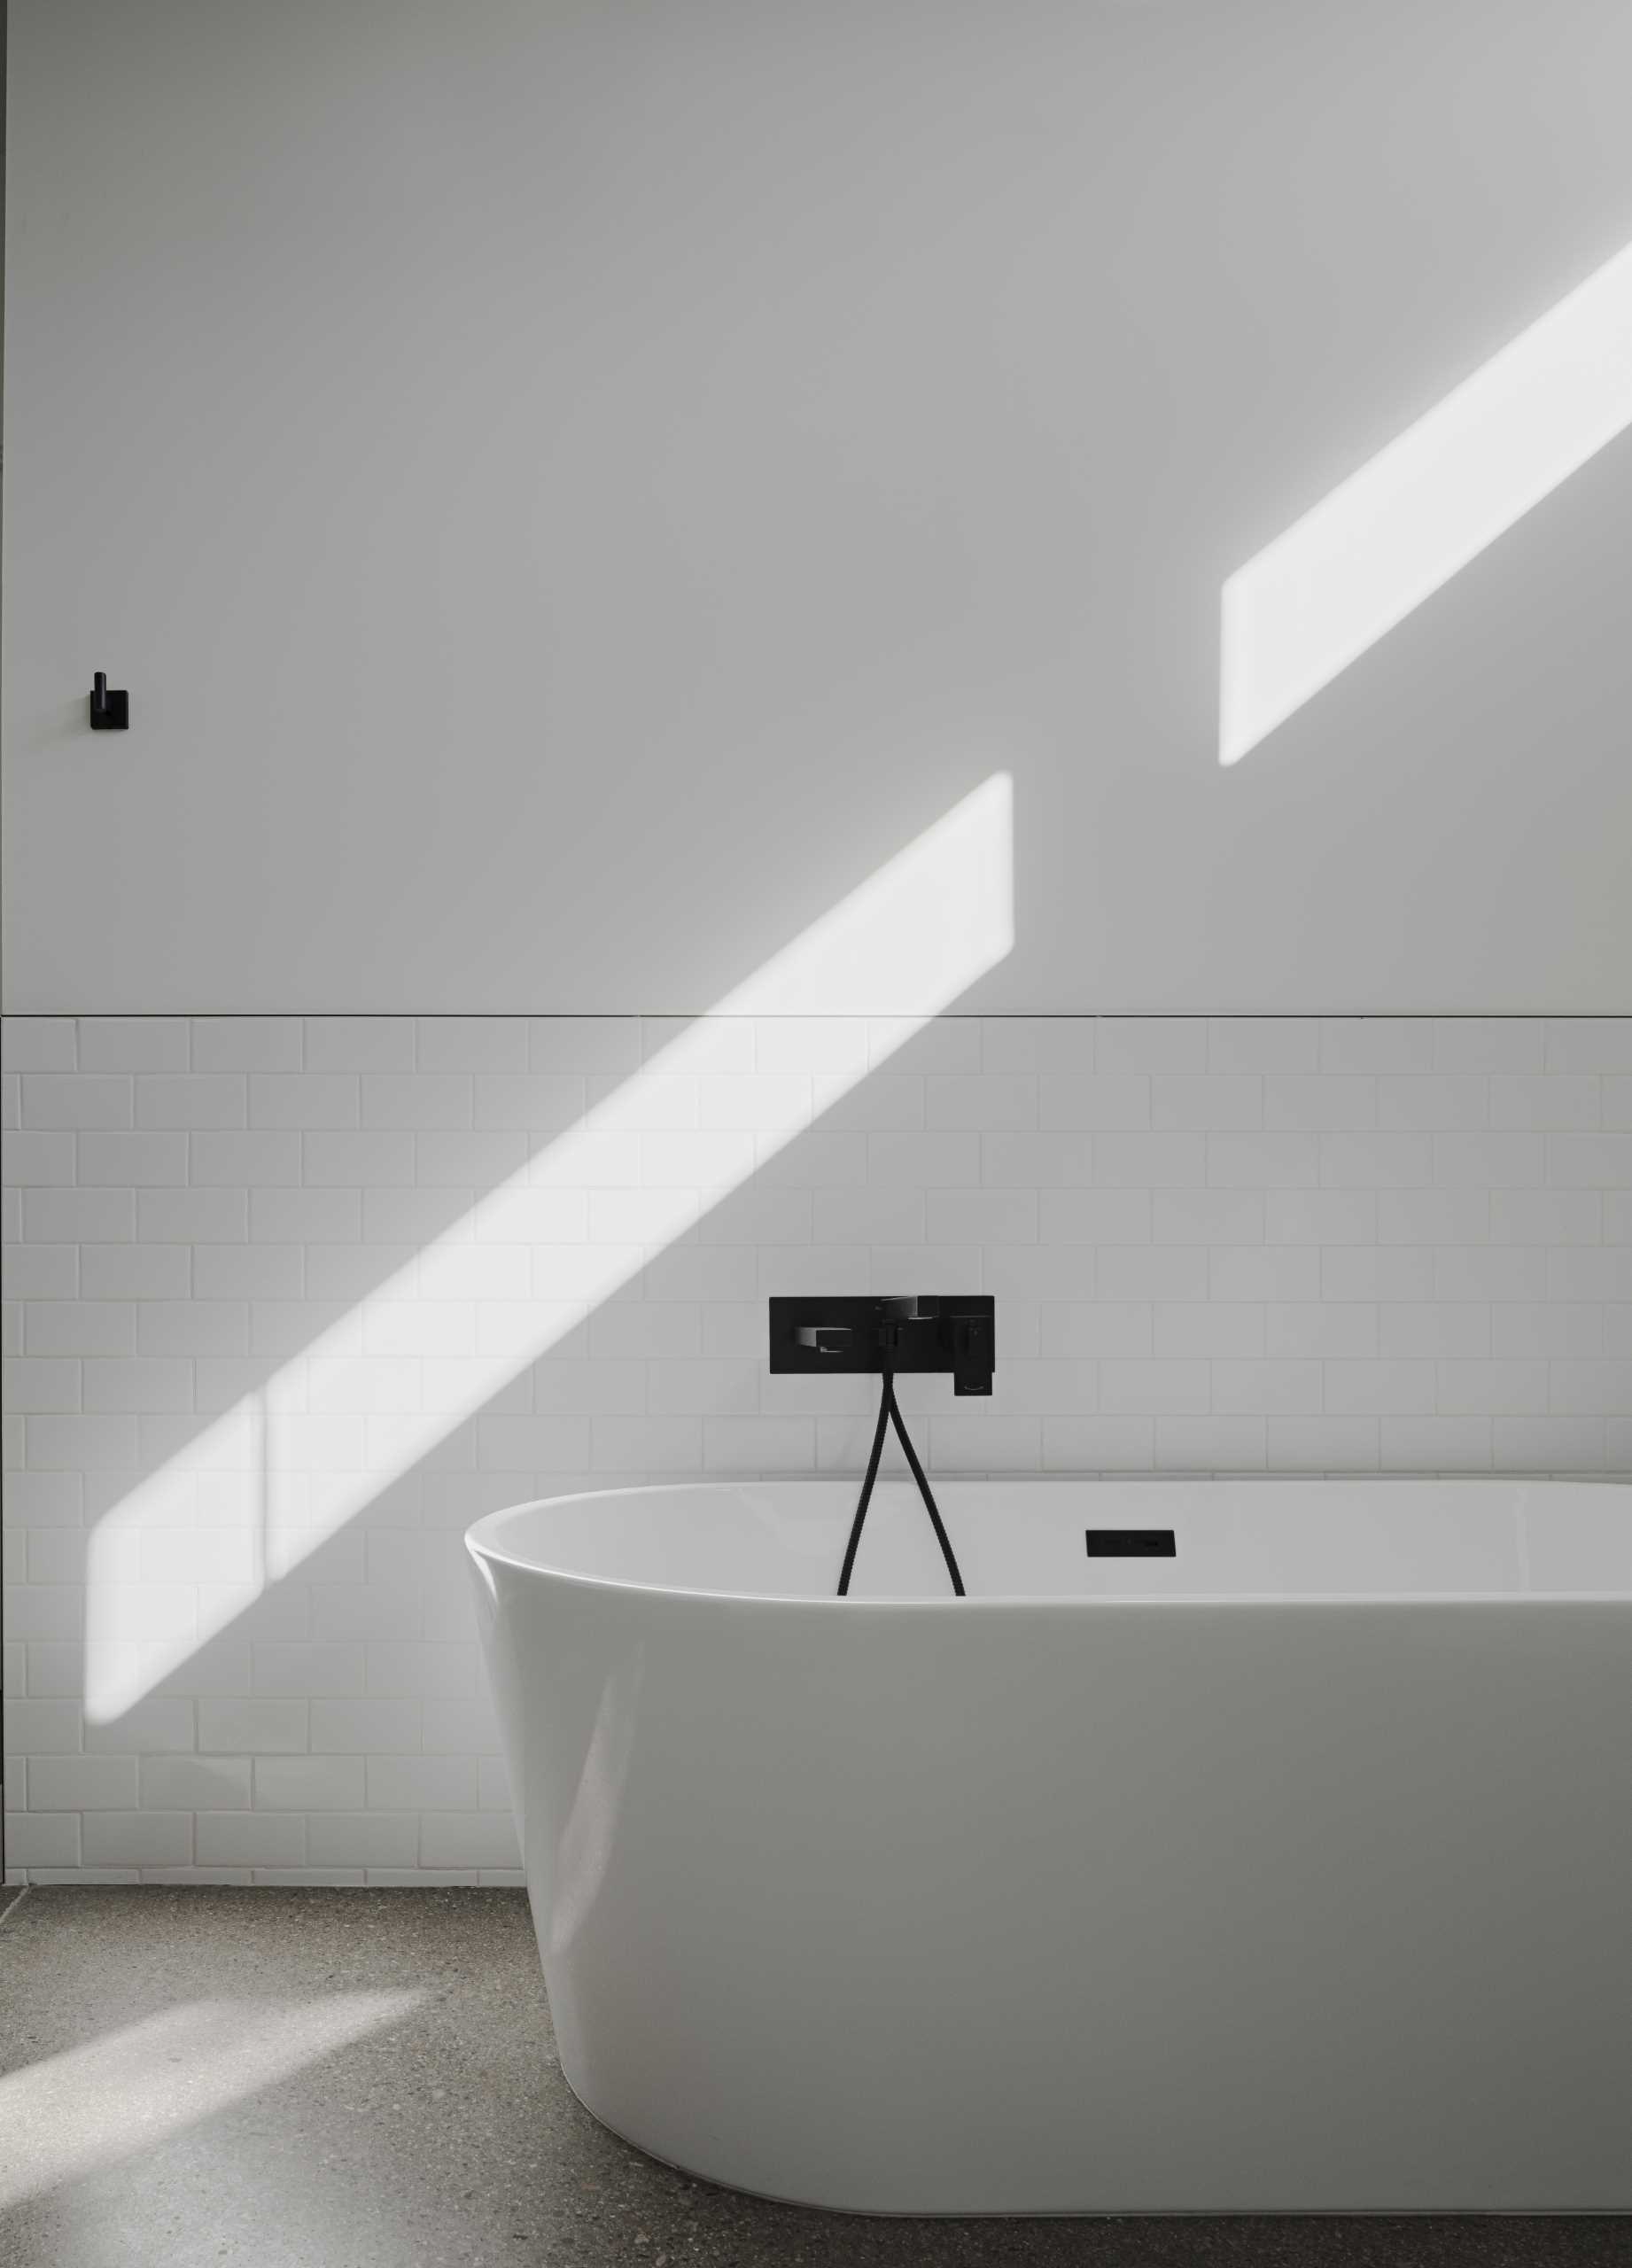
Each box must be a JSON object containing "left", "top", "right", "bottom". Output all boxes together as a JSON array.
[{"left": 835, "top": 1371, "right": 965, "bottom": 1597}]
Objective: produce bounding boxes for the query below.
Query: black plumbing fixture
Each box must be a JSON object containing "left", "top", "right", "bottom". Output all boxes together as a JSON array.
[
  {"left": 767, "top": 1294, "right": 994, "bottom": 1396},
  {"left": 89, "top": 672, "right": 128, "bottom": 730},
  {"left": 1086, "top": 1528, "right": 1176, "bottom": 1558},
  {"left": 768, "top": 1296, "right": 994, "bottom": 1596}
]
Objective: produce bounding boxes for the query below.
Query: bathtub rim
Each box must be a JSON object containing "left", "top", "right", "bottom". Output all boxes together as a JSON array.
[{"left": 464, "top": 1473, "right": 1631, "bottom": 1611}]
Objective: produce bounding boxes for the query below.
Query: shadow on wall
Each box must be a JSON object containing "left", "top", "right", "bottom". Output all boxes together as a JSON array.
[{"left": 80, "top": 779, "right": 1015, "bottom": 1734}]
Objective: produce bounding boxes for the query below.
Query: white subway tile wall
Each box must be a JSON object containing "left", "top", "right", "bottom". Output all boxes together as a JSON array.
[{"left": 4, "top": 1014, "right": 1629, "bottom": 1884}]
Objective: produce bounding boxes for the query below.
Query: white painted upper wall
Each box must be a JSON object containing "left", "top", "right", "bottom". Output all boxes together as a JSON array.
[{"left": 4, "top": 0, "right": 1630, "bottom": 1014}]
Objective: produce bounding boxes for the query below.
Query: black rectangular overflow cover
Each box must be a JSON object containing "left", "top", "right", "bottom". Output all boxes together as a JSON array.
[{"left": 1085, "top": 1529, "right": 1177, "bottom": 1557}]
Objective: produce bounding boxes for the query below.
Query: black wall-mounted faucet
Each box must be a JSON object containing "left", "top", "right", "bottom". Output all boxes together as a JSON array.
[
  {"left": 768, "top": 1294, "right": 994, "bottom": 1395},
  {"left": 769, "top": 1295, "right": 991, "bottom": 1596}
]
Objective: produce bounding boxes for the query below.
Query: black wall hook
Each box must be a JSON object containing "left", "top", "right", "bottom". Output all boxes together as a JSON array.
[{"left": 89, "top": 672, "right": 128, "bottom": 730}]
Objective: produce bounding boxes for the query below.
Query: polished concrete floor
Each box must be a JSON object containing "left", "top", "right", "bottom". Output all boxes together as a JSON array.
[{"left": 0, "top": 1887, "right": 1625, "bottom": 2268}]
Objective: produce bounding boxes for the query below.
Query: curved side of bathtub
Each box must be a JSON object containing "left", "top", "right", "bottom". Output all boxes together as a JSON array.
[{"left": 464, "top": 1505, "right": 1632, "bottom": 2215}]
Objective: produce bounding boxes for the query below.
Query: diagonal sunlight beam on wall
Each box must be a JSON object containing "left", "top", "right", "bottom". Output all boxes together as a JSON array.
[
  {"left": 0, "top": 1992, "right": 424, "bottom": 2208},
  {"left": 1220, "top": 238, "right": 1632, "bottom": 766},
  {"left": 85, "top": 776, "right": 1014, "bottom": 1720}
]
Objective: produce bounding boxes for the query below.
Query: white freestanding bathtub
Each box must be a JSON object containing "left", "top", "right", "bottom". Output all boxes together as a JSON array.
[{"left": 467, "top": 1478, "right": 1631, "bottom": 2215}]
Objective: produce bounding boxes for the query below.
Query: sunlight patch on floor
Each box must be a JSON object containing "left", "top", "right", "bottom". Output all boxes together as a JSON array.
[{"left": 0, "top": 1992, "right": 424, "bottom": 2208}]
